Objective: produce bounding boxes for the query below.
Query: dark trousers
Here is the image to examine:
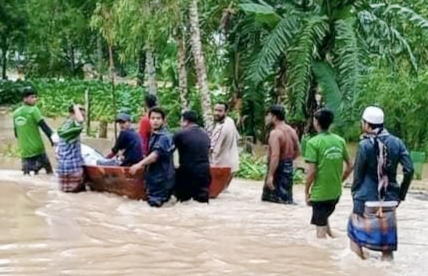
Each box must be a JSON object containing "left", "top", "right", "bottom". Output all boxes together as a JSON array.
[
  {"left": 261, "top": 159, "right": 294, "bottom": 204},
  {"left": 145, "top": 177, "right": 174, "bottom": 207},
  {"left": 175, "top": 166, "right": 211, "bottom": 203},
  {"left": 22, "top": 153, "right": 53, "bottom": 175}
]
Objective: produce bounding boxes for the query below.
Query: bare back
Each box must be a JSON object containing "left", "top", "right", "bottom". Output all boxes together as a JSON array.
[{"left": 269, "top": 123, "right": 300, "bottom": 160}]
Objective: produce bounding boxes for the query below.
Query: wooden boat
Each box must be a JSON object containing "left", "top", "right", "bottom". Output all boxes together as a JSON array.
[{"left": 84, "top": 165, "right": 232, "bottom": 200}]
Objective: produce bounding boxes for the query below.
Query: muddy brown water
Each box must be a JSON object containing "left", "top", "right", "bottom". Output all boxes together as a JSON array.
[{"left": 1, "top": 110, "right": 427, "bottom": 275}]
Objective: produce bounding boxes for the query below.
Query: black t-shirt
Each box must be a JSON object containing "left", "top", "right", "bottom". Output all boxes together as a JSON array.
[{"left": 173, "top": 125, "right": 210, "bottom": 170}]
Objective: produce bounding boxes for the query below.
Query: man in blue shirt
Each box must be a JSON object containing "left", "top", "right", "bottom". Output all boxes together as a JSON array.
[
  {"left": 130, "top": 107, "right": 175, "bottom": 207},
  {"left": 98, "top": 113, "right": 144, "bottom": 167}
]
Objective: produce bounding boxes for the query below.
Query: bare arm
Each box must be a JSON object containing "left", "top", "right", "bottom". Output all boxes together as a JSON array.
[
  {"left": 305, "top": 163, "right": 316, "bottom": 195},
  {"left": 267, "top": 130, "right": 280, "bottom": 178},
  {"left": 292, "top": 131, "right": 301, "bottom": 159},
  {"left": 342, "top": 157, "right": 354, "bottom": 182},
  {"left": 135, "top": 151, "right": 159, "bottom": 168}
]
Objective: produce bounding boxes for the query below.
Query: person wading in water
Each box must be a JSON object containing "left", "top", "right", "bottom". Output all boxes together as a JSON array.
[
  {"left": 304, "top": 108, "right": 353, "bottom": 238},
  {"left": 347, "top": 106, "right": 414, "bottom": 260},
  {"left": 262, "top": 105, "right": 300, "bottom": 204},
  {"left": 130, "top": 107, "right": 175, "bottom": 207},
  {"left": 210, "top": 102, "right": 240, "bottom": 189},
  {"left": 174, "top": 110, "right": 211, "bottom": 203},
  {"left": 13, "top": 87, "right": 58, "bottom": 175}
]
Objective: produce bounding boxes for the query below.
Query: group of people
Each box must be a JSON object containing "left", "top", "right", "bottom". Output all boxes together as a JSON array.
[
  {"left": 13, "top": 87, "right": 415, "bottom": 261},
  {"left": 12, "top": 89, "right": 241, "bottom": 206}
]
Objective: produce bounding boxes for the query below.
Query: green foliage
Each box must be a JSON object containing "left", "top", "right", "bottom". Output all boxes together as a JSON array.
[{"left": 236, "top": 153, "right": 306, "bottom": 184}]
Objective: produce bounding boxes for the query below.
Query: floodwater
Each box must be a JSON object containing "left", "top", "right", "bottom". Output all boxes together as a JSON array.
[{"left": 1, "top": 110, "right": 427, "bottom": 275}]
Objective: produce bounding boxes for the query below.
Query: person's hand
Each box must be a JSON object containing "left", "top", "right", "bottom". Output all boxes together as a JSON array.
[
  {"left": 305, "top": 193, "right": 311, "bottom": 206},
  {"left": 129, "top": 163, "right": 142, "bottom": 175},
  {"left": 265, "top": 175, "right": 275, "bottom": 190},
  {"left": 51, "top": 133, "right": 60, "bottom": 145}
]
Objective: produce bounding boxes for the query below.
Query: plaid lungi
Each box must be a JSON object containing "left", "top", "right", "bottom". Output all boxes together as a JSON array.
[
  {"left": 58, "top": 168, "right": 84, "bottom": 193},
  {"left": 22, "top": 153, "right": 53, "bottom": 175},
  {"left": 347, "top": 205, "right": 398, "bottom": 252}
]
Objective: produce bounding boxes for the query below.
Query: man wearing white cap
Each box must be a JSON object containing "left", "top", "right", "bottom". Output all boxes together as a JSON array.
[{"left": 347, "top": 106, "right": 414, "bottom": 261}]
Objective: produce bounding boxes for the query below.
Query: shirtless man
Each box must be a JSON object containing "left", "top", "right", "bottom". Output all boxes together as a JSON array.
[{"left": 262, "top": 105, "right": 300, "bottom": 204}]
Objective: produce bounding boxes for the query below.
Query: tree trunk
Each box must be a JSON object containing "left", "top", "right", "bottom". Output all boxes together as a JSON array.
[
  {"left": 274, "top": 56, "right": 288, "bottom": 104},
  {"left": 304, "top": 78, "right": 319, "bottom": 135},
  {"left": 97, "top": 35, "right": 103, "bottom": 80},
  {"left": 145, "top": 49, "right": 157, "bottom": 95},
  {"left": 177, "top": 34, "right": 189, "bottom": 111},
  {"left": 98, "top": 120, "right": 108, "bottom": 138},
  {"left": 189, "top": 0, "right": 214, "bottom": 131},
  {"left": 108, "top": 44, "right": 117, "bottom": 140},
  {"left": 137, "top": 49, "right": 146, "bottom": 87},
  {"left": 1, "top": 48, "right": 7, "bottom": 80}
]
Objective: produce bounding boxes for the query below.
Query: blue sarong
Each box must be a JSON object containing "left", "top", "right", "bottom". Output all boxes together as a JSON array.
[{"left": 347, "top": 205, "right": 398, "bottom": 252}]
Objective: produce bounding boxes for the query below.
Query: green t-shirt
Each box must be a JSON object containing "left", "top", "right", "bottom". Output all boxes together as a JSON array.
[
  {"left": 58, "top": 118, "right": 83, "bottom": 143},
  {"left": 304, "top": 132, "right": 349, "bottom": 201},
  {"left": 13, "top": 105, "right": 46, "bottom": 158}
]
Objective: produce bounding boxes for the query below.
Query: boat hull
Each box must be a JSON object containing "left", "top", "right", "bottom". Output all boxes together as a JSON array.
[{"left": 84, "top": 165, "right": 231, "bottom": 200}]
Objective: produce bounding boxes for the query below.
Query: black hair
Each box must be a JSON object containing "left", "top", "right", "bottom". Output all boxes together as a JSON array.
[
  {"left": 314, "top": 108, "right": 334, "bottom": 130},
  {"left": 268, "top": 104, "right": 285, "bottom": 121},
  {"left": 182, "top": 110, "right": 198, "bottom": 123},
  {"left": 144, "top": 94, "right": 157, "bottom": 109},
  {"left": 68, "top": 105, "right": 85, "bottom": 114},
  {"left": 148, "top": 106, "right": 166, "bottom": 120},
  {"left": 22, "top": 87, "right": 37, "bottom": 98},
  {"left": 215, "top": 102, "right": 229, "bottom": 112}
]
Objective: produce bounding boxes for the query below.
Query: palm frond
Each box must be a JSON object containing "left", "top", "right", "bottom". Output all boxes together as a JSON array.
[
  {"left": 358, "top": 10, "right": 417, "bottom": 70},
  {"left": 371, "top": 4, "right": 428, "bottom": 29},
  {"left": 332, "top": 18, "right": 360, "bottom": 106},
  {"left": 312, "top": 61, "right": 341, "bottom": 115},
  {"left": 287, "top": 15, "right": 329, "bottom": 115},
  {"left": 247, "top": 14, "right": 300, "bottom": 83}
]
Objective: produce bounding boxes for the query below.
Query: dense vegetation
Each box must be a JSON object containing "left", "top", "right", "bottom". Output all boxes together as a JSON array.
[{"left": 2, "top": 0, "right": 428, "bottom": 179}]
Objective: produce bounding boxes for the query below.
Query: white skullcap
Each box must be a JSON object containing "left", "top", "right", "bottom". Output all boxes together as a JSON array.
[{"left": 362, "top": 106, "right": 384, "bottom": 124}]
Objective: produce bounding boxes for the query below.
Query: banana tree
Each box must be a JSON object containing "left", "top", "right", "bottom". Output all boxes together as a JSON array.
[{"left": 235, "top": 0, "right": 428, "bottom": 134}]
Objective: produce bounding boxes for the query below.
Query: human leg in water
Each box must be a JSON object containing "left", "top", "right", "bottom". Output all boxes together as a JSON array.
[
  {"left": 350, "top": 240, "right": 367, "bottom": 260},
  {"left": 381, "top": 251, "right": 394, "bottom": 261}
]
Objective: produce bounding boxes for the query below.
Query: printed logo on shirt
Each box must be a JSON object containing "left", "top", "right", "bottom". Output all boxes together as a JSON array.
[
  {"left": 14, "top": 116, "right": 27, "bottom": 127},
  {"left": 323, "top": 146, "right": 343, "bottom": 160}
]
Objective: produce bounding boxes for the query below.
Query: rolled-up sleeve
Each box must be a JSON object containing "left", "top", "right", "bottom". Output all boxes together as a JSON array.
[{"left": 152, "top": 135, "right": 173, "bottom": 158}]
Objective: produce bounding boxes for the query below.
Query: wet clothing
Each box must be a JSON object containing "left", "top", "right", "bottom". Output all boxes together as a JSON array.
[
  {"left": 138, "top": 114, "right": 151, "bottom": 156},
  {"left": 310, "top": 198, "right": 339, "bottom": 226},
  {"left": 13, "top": 105, "right": 48, "bottom": 158},
  {"left": 145, "top": 127, "right": 175, "bottom": 207},
  {"left": 21, "top": 153, "right": 53, "bottom": 175},
  {"left": 211, "top": 117, "right": 240, "bottom": 173},
  {"left": 111, "top": 128, "right": 143, "bottom": 166},
  {"left": 174, "top": 124, "right": 211, "bottom": 203},
  {"left": 58, "top": 168, "right": 85, "bottom": 193},
  {"left": 351, "top": 130, "right": 414, "bottom": 211},
  {"left": 13, "top": 104, "right": 54, "bottom": 174},
  {"left": 261, "top": 159, "right": 294, "bottom": 204},
  {"left": 348, "top": 204, "right": 398, "bottom": 252},
  {"left": 348, "top": 130, "right": 413, "bottom": 252},
  {"left": 304, "top": 132, "right": 350, "bottom": 201},
  {"left": 57, "top": 119, "right": 85, "bottom": 192}
]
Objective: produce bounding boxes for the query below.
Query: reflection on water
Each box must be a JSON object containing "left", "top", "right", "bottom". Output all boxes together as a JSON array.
[{"left": 0, "top": 171, "right": 427, "bottom": 275}]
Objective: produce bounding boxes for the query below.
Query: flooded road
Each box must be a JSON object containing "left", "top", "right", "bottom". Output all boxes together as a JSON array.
[
  {"left": 0, "top": 171, "right": 427, "bottom": 276},
  {"left": 1, "top": 110, "right": 427, "bottom": 275}
]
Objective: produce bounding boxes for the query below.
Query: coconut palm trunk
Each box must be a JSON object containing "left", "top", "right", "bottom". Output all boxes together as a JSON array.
[
  {"left": 145, "top": 48, "right": 157, "bottom": 95},
  {"left": 188, "top": 0, "right": 214, "bottom": 131},
  {"left": 177, "top": 34, "right": 189, "bottom": 111}
]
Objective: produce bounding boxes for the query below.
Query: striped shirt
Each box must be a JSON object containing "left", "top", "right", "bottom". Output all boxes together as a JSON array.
[{"left": 56, "top": 119, "right": 84, "bottom": 175}]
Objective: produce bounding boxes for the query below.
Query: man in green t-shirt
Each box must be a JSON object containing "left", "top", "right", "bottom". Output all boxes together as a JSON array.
[
  {"left": 13, "top": 87, "right": 58, "bottom": 175},
  {"left": 304, "top": 108, "right": 353, "bottom": 239}
]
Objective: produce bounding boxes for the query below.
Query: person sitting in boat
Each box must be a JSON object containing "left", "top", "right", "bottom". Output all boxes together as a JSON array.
[
  {"left": 56, "top": 105, "right": 86, "bottom": 193},
  {"left": 174, "top": 110, "right": 211, "bottom": 203},
  {"left": 129, "top": 107, "right": 175, "bottom": 207},
  {"left": 98, "top": 113, "right": 144, "bottom": 167}
]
